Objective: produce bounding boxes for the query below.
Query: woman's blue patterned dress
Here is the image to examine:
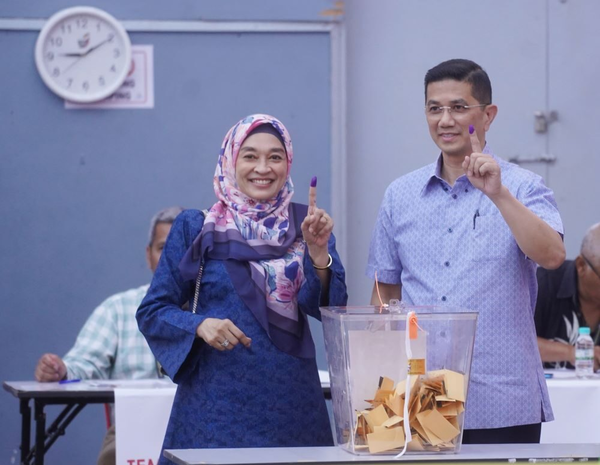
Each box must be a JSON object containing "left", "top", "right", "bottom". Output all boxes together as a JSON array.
[{"left": 137, "top": 210, "right": 348, "bottom": 463}]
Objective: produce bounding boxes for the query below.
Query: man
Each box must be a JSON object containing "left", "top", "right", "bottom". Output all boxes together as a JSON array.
[
  {"left": 34, "top": 206, "right": 183, "bottom": 465},
  {"left": 536, "top": 222, "right": 600, "bottom": 371},
  {"left": 366, "top": 59, "right": 565, "bottom": 444}
]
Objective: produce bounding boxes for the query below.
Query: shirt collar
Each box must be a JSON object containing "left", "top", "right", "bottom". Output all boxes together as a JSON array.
[{"left": 420, "top": 143, "right": 494, "bottom": 196}]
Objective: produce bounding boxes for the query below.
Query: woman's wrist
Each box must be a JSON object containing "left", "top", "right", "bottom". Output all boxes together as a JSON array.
[{"left": 309, "top": 250, "right": 332, "bottom": 270}]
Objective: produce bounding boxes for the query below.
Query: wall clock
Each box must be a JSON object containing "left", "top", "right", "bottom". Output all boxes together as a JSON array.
[{"left": 35, "top": 6, "right": 132, "bottom": 103}]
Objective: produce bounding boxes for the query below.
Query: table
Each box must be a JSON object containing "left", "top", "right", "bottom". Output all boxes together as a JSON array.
[
  {"left": 2, "top": 377, "right": 328, "bottom": 465},
  {"left": 2, "top": 379, "right": 175, "bottom": 465},
  {"left": 4, "top": 372, "right": 598, "bottom": 465},
  {"left": 163, "top": 444, "right": 600, "bottom": 465}
]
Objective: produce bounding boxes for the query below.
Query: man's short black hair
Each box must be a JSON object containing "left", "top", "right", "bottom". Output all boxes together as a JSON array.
[{"left": 424, "top": 59, "right": 492, "bottom": 105}]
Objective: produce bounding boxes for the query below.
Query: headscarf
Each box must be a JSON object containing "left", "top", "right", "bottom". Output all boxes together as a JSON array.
[{"left": 179, "top": 114, "right": 315, "bottom": 358}]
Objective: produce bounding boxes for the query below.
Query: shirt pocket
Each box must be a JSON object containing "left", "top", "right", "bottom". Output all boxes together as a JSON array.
[{"left": 470, "top": 214, "right": 516, "bottom": 261}]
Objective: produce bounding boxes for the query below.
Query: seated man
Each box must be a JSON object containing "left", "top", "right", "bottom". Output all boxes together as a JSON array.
[
  {"left": 34, "top": 206, "right": 183, "bottom": 465},
  {"left": 535, "top": 222, "right": 600, "bottom": 371}
]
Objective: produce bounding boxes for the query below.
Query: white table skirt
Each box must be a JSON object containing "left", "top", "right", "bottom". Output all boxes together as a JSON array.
[{"left": 541, "top": 370, "right": 600, "bottom": 443}]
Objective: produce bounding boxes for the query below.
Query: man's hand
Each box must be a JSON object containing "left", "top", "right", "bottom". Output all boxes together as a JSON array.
[
  {"left": 462, "top": 125, "right": 564, "bottom": 269},
  {"left": 35, "top": 353, "right": 67, "bottom": 382},
  {"left": 196, "top": 318, "right": 251, "bottom": 351},
  {"left": 462, "top": 124, "right": 502, "bottom": 198}
]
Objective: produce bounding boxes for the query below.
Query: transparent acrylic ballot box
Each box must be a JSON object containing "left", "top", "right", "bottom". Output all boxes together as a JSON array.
[{"left": 320, "top": 304, "right": 477, "bottom": 456}]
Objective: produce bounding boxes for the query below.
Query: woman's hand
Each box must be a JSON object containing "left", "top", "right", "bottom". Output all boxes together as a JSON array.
[
  {"left": 196, "top": 318, "right": 252, "bottom": 351},
  {"left": 301, "top": 176, "right": 334, "bottom": 266}
]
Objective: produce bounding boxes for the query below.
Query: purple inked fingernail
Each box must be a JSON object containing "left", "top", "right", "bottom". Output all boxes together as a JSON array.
[
  {"left": 469, "top": 125, "right": 475, "bottom": 135},
  {"left": 310, "top": 176, "right": 317, "bottom": 187}
]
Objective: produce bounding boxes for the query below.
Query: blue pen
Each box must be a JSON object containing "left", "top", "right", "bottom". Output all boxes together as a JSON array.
[{"left": 59, "top": 379, "right": 81, "bottom": 384}]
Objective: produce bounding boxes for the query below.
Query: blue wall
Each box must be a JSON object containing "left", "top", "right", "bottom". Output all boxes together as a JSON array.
[{"left": 0, "top": 1, "right": 339, "bottom": 463}]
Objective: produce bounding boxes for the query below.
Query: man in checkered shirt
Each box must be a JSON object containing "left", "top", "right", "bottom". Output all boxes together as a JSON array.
[{"left": 34, "top": 206, "right": 183, "bottom": 465}]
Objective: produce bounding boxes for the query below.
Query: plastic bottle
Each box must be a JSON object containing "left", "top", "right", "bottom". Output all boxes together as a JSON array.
[{"left": 575, "top": 327, "right": 594, "bottom": 378}]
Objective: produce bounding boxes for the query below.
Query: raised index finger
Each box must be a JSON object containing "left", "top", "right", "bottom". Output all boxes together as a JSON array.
[
  {"left": 308, "top": 176, "right": 317, "bottom": 214},
  {"left": 469, "top": 125, "right": 483, "bottom": 153}
]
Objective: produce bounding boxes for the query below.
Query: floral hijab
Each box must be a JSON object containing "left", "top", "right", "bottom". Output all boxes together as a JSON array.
[{"left": 180, "top": 114, "right": 315, "bottom": 358}]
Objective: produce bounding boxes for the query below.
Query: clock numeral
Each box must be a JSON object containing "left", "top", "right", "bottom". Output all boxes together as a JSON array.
[
  {"left": 96, "top": 22, "right": 101, "bottom": 32},
  {"left": 66, "top": 78, "right": 73, "bottom": 88},
  {"left": 60, "top": 24, "right": 72, "bottom": 34},
  {"left": 76, "top": 18, "right": 88, "bottom": 29},
  {"left": 110, "top": 65, "right": 117, "bottom": 73},
  {"left": 113, "top": 48, "right": 120, "bottom": 58},
  {"left": 50, "top": 37, "right": 63, "bottom": 47},
  {"left": 99, "top": 76, "right": 105, "bottom": 86},
  {"left": 46, "top": 51, "right": 55, "bottom": 61},
  {"left": 82, "top": 81, "right": 89, "bottom": 91},
  {"left": 52, "top": 67, "right": 60, "bottom": 77}
]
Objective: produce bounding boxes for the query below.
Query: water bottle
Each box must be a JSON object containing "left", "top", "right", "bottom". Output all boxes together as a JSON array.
[{"left": 575, "top": 327, "right": 594, "bottom": 378}]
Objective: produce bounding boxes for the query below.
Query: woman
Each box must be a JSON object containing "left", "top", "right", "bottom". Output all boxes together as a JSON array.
[{"left": 137, "top": 114, "right": 347, "bottom": 459}]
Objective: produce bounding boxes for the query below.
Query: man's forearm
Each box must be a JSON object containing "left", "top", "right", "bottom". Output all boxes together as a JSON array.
[
  {"left": 370, "top": 282, "right": 402, "bottom": 306},
  {"left": 537, "top": 337, "right": 574, "bottom": 364},
  {"left": 490, "top": 186, "right": 565, "bottom": 269}
]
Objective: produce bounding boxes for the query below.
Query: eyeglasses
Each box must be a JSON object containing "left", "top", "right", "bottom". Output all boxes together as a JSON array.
[
  {"left": 425, "top": 103, "right": 489, "bottom": 119},
  {"left": 582, "top": 254, "right": 600, "bottom": 281}
]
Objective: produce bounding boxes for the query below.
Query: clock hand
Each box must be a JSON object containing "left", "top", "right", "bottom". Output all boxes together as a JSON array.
[
  {"left": 82, "top": 33, "right": 114, "bottom": 56},
  {"left": 62, "top": 55, "right": 84, "bottom": 74},
  {"left": 59, "top": 52, "right": 86, "bottom": 57}
]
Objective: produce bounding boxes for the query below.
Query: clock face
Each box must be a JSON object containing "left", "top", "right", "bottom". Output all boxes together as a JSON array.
[{"left": 35, "top": 7, "right": 132, "bottom": 103}]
